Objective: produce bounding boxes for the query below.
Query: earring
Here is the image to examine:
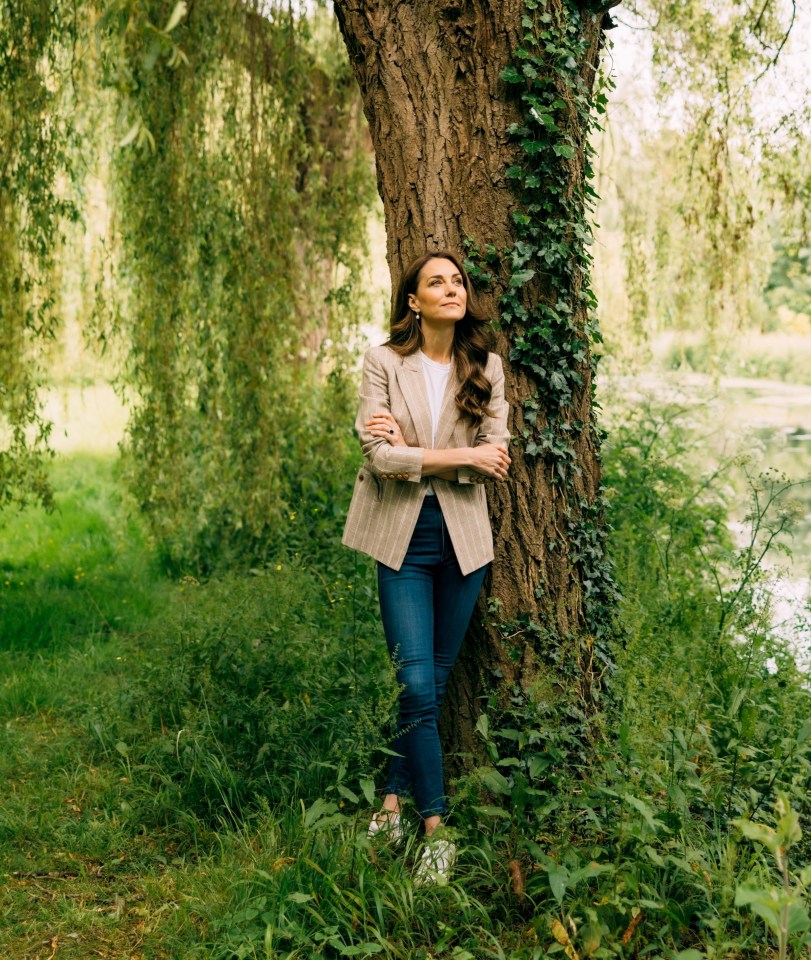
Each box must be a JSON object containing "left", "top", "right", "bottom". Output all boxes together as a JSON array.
[{"left": 415, "top": 311, "right": 420, "bottom": 322}]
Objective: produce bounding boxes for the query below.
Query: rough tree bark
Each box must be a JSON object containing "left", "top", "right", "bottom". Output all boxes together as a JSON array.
[{"left": 333, "top": 0, "right": 611, "bottom": 768}]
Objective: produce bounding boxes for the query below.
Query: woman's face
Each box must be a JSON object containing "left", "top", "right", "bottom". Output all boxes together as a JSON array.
[{"left": 407, "top": 257, "right": 467, "bottom": 327}]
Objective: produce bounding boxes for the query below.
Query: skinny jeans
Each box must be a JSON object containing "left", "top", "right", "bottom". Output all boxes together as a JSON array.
[{"left": 377, "top": 495, "right": 488, "bottom": 819}]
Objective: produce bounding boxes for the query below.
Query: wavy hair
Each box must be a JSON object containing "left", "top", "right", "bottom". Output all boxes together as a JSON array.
[{"left": 385, "top": 250, "right": 495, "bottom": 427}]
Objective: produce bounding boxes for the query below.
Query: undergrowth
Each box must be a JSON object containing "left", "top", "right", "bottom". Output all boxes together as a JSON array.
[{"left": 1, "top": 398, "right": 810, "bottom": 959}]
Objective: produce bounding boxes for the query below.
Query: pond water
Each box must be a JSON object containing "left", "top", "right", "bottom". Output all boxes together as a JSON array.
[{"left": 605, "top": 370, "right": 811, "bottom": 674}]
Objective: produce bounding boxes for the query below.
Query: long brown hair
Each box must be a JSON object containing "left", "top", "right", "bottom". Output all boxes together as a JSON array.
[{"left": 386, "top": 250, "right": 495, "bottom": 427}]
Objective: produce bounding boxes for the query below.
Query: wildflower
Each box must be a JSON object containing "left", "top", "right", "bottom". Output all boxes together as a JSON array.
[{"left": 276, "top": 564, "right": 282, "bottom": 571}]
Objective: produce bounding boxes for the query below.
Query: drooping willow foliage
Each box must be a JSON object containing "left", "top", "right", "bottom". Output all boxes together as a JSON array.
[
  {"left": 603, "top": 0, "right": 804, "bottom": 351},
  {"left": 0, "top": 2, "right": 80, "bottom": 509},
  {"left": 0, "top": 1, "right": 374, "bottom": 568},
  {"left": 90, "top": 1, "right": 375, "bottom": 571}
]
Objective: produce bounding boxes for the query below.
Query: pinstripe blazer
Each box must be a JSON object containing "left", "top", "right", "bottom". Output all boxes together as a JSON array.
[{"left": 341, "top": 344, "right": 510, "bottom": 576}]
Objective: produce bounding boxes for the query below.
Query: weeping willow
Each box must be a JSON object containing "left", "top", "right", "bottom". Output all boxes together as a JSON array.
[
  {"left": 602, "top": 0, "right": 801, "bottom": 355},
  {"left": 0, "top": 2, "right": 80, "bottom": 509},
  {"left": 90, "top": 0, "right": 374, "bottom": 571}
]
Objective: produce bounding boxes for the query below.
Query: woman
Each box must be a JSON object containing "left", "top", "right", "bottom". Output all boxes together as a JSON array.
[{"left": 342, "top": 250, "right": 511, "bottom": 884}]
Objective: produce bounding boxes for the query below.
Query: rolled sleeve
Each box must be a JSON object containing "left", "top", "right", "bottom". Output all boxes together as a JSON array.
[
  {"left": 355, "top": 349, "right": 425, "bottom": 483},
  {"left": 457, "top": 354, "right": 510, "bottom": 484}
]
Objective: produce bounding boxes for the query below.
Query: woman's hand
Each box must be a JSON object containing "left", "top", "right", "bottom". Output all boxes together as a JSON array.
[
  {"left": 469, "top": 443, "right": 511, "bottom": 480},
  {"left": 365, "top": 411, "right": 407, "bottom": 447}
]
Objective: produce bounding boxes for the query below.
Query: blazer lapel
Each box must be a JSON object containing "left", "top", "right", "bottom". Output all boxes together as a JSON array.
[
  {"left": 396, "top": 351, "right": 461, "bottom": 450},
  {"left": 396, "top": 353, "right": 433, "bottom": 448},
  {"left": 433, "top": 357, "right": 461, "bottom": 450}
]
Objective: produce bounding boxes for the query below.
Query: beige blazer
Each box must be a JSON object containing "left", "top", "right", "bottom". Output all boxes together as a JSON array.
[{"left": 341, "top": 344, "right": 510, "bottom": 575}]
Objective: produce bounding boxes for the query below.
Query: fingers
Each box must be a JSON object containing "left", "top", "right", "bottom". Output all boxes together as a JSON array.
[
  {"left": 365, "top": 412, "right": 398, "bottom": 432},
  {"left": 366, "top": 413, "right": 402, "bottom": 446}
]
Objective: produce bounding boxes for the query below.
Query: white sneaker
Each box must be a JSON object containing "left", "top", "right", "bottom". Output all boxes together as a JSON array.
[
  {"left": 367, "top": 810, "right": 403, "bottom": 843},
  {"left": 414, "top": 838, "right": 457, "bottom": 886}
]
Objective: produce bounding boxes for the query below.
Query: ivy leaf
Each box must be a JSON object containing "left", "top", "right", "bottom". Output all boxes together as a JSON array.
[
  {"left": 500, "top": 65, "right": 523, "bottom": 84},
  {"left": 510, "top": 269, "right": 536, "bottom": 287},
  {"left": 550, "top": 371, "right": 568, "bottom": 392},
  {"left": 553, "top": 143, "right": 575, "bottom": 159}
]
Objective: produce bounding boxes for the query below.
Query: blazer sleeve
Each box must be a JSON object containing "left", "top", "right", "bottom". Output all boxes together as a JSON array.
[
  {"left": 354, "top": 348, "right": 425, "bottom": 483},
  {"left": 456, "top": 353, "right": 511, "bottom": 485}
]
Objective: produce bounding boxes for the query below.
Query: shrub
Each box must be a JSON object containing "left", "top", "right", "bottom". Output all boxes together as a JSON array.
[{"left": 86, "top": 560, "right": 397, "bottom": 829}]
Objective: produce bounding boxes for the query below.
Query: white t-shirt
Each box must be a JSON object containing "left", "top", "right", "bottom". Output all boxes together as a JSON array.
[{"left": 420, "top": 351, "right": 452, "bottom": 495}]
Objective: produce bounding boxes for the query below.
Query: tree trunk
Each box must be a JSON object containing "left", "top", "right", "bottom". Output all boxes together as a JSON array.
[{"left": 333, "top": 0, "right": 612, "bottom": 770}]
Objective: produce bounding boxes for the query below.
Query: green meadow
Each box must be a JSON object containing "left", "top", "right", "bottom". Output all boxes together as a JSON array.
[{"left": 2, "top": 392, "right": 809, "bottom": 960}]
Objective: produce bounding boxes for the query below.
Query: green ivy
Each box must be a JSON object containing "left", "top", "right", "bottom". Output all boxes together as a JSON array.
[{"left": 466, "top": 0, "right": 619, "bottom": 696}]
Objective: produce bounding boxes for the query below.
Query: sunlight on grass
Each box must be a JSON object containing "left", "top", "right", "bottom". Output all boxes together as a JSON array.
[{"left": 0, "top": 454, "right": 169, "bottom": 675}]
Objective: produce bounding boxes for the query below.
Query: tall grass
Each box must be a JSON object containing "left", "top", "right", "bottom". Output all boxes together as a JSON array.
[{"left": 1, "top": 401, "right": 810, "bottom": 959}]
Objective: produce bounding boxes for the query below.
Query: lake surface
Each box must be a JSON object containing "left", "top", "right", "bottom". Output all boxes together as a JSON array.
[{"left": 604, "top": 370, "right": 811, "bottom": 673}]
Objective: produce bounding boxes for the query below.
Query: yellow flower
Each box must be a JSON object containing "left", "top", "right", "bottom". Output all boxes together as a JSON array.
[{"left": 276, "top": 564, "right": 282, "bottom": 571}]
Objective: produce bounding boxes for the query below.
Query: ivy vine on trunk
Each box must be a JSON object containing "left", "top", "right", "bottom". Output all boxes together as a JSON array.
[{"left": 333, "top": 0, "right": 621, "bottom": 770}]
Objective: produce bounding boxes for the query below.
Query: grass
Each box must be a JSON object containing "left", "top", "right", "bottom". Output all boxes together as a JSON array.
[
  {"left": 0, "top": 454, "right": 168, "bottom": 656},
  {"left": 1, "top": 427, "right": 810, "bottom": 959},
  {"left": 0, "top": 455, "right": 185, "bottom": 957}
]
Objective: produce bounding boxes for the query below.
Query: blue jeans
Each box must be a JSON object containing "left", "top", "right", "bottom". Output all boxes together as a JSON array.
[{"left": 377, "top": 495, "right": 488, "bottom": 819}]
